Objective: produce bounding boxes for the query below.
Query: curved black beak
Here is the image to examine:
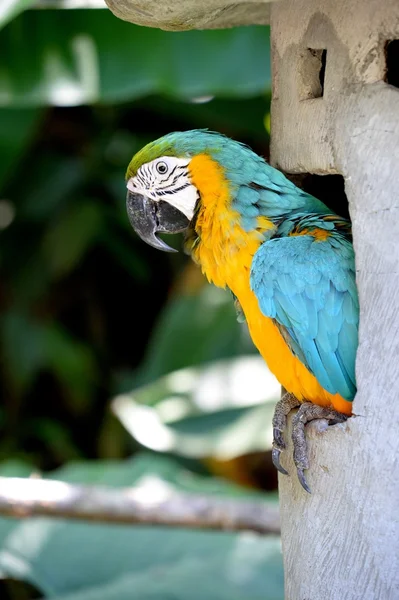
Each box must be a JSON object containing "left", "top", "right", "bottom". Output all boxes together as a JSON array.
[{"left": 126, "top": 191, "right": 189, "bottom": 253}]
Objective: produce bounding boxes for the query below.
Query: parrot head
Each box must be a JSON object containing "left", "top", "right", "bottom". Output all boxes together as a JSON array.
[
  {"left": 125, "top": 130, "right": 263, "bottom": 253},
  {"left": 125, "top": 129, "right": 329, "bottom": 255}
]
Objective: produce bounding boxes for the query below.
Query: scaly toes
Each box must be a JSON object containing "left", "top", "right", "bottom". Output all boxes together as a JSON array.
[
  {"left": 272, "top": 427, "right": 288, "bottom": 475},
  {"left": 292, "top": 402, "right": 313, "bottom": 493},
  {"left": 291, "top": 401, "right": 349, "bottom": 493},
  {"left": 271, "top": 393, "right": 300, "bottom": 477}
]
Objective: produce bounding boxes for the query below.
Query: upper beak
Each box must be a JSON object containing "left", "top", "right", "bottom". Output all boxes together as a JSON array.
[{"left": 126, "top": 191, "right": 189, "bottom": 253}]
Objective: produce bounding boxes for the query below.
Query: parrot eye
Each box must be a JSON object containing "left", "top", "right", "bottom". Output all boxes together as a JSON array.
[{"left": 156, "top": 161, "right": 168, "bottom": 175}]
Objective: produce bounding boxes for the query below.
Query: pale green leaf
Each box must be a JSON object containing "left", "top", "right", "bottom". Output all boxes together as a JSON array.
[
  {"left": 0, "top": 12, "right": 270, "bottom": 106},
  {"left": 113, "top": 356, "right": 280, "bottom": 460},
  {"left": 0, "top": 0, "right": 36, "bottom": 31}
]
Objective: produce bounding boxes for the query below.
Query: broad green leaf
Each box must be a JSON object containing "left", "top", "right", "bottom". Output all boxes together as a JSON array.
[
  {"left": 41, "top": 200, "right": 103, "bottom": 277},
  {"left": 0, "top": 12, "right": 270, "bottom": 107},
  {"left": 0, "top": 459, "right": 36, "bottom": 477},
  {"left": 123, "top": 285, "right": 256, "bottom": 391},
  {"left": 113, "top": 356, "right": 280, "bottom": 460},
  {"left": 0, "top": 519, "right": 283, "bottom": 600},
  {"left": 0, "top": 0, "right": 36, "bottom": 31},
  {"left": 49, "top": 452, "right": 269, "bottom": 498}
]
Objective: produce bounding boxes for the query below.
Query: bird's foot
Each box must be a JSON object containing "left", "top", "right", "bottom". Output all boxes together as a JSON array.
[
  {"left": 272, "top": 399, "right": 348, "bottom": 493},
  {"left": 272, "top": 392, "right": 300, "bottom": 476}
]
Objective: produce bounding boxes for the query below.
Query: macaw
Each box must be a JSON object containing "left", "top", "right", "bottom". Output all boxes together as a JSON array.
[{"left": 125, "top": 130, "right": 358, "bottom": 492}]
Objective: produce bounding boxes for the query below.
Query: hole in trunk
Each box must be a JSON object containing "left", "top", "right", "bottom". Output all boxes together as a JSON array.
[
  {"left": 287, "top": 173, "right": 349, "bottom": 219},
  {"left": 385, "top": 40, "right": 399, "bottom": 88}
]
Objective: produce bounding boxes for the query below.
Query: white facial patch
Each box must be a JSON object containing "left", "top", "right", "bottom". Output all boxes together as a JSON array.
[{"left": 127, "top": 156, "right": 199, "bottom": 221}]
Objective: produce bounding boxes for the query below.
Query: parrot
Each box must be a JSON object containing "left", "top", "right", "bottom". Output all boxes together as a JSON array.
[{"left": 125, "top": 130, "right": 358, "bottom": 492}]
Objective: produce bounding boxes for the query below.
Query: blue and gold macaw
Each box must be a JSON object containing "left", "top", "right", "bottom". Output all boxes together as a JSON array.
[{"left": 125, "top": 130, "right": 358, "bottom": 492}]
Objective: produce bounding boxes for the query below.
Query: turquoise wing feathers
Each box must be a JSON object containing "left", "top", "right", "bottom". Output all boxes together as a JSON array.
[{"left": 250, "top": 232, "right": 359, "bottom": 400}]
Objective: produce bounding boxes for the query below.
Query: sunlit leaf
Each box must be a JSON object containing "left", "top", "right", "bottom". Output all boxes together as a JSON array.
[
  {"left": 0, "top": 12, "right": 270, "bottom": 107},
  {"left": 0, "top": 451, "right": 274, "bottom": 498},
  {"left": 113, "top": 356, "right": 280, "bottom": 460},
  {"left": 49, "top": 452, "right": 269, "bottom": 499}
]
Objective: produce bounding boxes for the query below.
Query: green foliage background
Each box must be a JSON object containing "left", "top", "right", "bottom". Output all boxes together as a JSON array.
[{"left": 0, "top": 4, "right": 283, "bottom": 599}]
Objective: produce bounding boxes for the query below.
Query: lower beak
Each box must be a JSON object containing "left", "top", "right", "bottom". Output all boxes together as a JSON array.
[{"left": 126, "top": 191, "right": 189, "bottom": 253}]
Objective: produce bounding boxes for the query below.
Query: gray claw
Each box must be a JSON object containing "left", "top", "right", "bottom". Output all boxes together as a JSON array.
[
  {"left": 272, "top": 448, "right": 289, "bottom": 475},
  {"left": 297, "top": 468, "right": 311, "bottom": 494}
]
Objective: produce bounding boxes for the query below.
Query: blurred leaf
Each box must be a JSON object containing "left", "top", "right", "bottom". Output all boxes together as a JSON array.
[
  {"left": 42, "top": 324, "right": 97, "bottom": 408},
  {"left": 127, "top": 285, "right": 256, "bottom": 389},
  {"left": 0, "top": 451, "right": 273, "bottom": 498},
  {"left": 18, "top": 156, "right": 85, "bottom": 222},
  {"left": 142, "top": 96, "right": 271, "bottom": 141},
  {"left": 29, "top": 419, "right": 82, "bottom": 462},
  {"left": 0, "top": 108, "right": 42, "bottom": 188},
  {"left": 1, "top": 312, "right": 47, "bottom": 393},
  {"left": 0, "top": 459, "right": 36, "bottom": 477},
  {"left": 100, "top": 228, "right": 150, "bottom": 283},
  {"left": 42, "top": 200, "right": 102, "bottom": 277},
  {"left": 113, "top": 356, "right": 280, "bottom": 460},
  {"left": 0, "top": 12, "right": 270, "bottom": 107},
  {"left": 0, "top": 0, "right": 36, "bottom": 31},
  {"left": 50, "top": 452, "right": 268, "bottom": 499},
  {"left": 0, "top": 518, "right": 283, "bottom": 600},
  {"left": 1, "top": 311, "right": 96, "bottom": 398},
  {"left": 0, "top": 454, "right": 283, "bottom": 600}
]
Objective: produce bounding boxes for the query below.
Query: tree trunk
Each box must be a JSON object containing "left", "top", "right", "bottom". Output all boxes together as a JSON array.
[{"left": 270, "top": 0, "right": 399, "bottom": 598}]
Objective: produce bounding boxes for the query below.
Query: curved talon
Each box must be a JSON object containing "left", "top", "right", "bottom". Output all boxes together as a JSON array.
[
  {"left": 297, "top": 468, "right": 311, "bottom": 494},
  {"left": 272, "top": 448, "right": 289, "bottom": 475}
]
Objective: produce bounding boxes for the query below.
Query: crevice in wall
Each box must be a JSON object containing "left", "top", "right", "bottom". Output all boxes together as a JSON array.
[
  {"left": 385, "top": 40, "right": 399, "bottom": 88},
  {"left": 299, "top": 48, "right": 327, "bottom": 99},
  {"left": 287, "top": 173, "right": 349, "bottom": 219},
  {"left": 318, "top": 49, "right": 327, "bottom": 95}
]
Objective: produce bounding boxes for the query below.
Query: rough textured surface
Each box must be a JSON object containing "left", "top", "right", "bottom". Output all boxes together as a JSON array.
[
  {"left": 104, "top": 0, "right": 273, "bottom": 30},
  {"left": 270, "top": 1, "right": 399, "bottom": 598}
]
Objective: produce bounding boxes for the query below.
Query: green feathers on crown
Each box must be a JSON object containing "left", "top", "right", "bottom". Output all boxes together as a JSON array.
[
  {"left": 126, "top": 137, "right": 176, "bottom": 180},
  {"left": 125, "top": 130, "right": 251, "bottom": 180}
]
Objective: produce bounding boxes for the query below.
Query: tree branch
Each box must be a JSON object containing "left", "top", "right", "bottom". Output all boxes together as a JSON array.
[{"left": 0, "top": 477, "right": 280, "bottom": 535}]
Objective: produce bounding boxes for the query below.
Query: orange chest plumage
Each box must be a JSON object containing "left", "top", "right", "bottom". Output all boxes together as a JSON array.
[{"left": 187, "top": 154, "right": 352, "bottom": 416}]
